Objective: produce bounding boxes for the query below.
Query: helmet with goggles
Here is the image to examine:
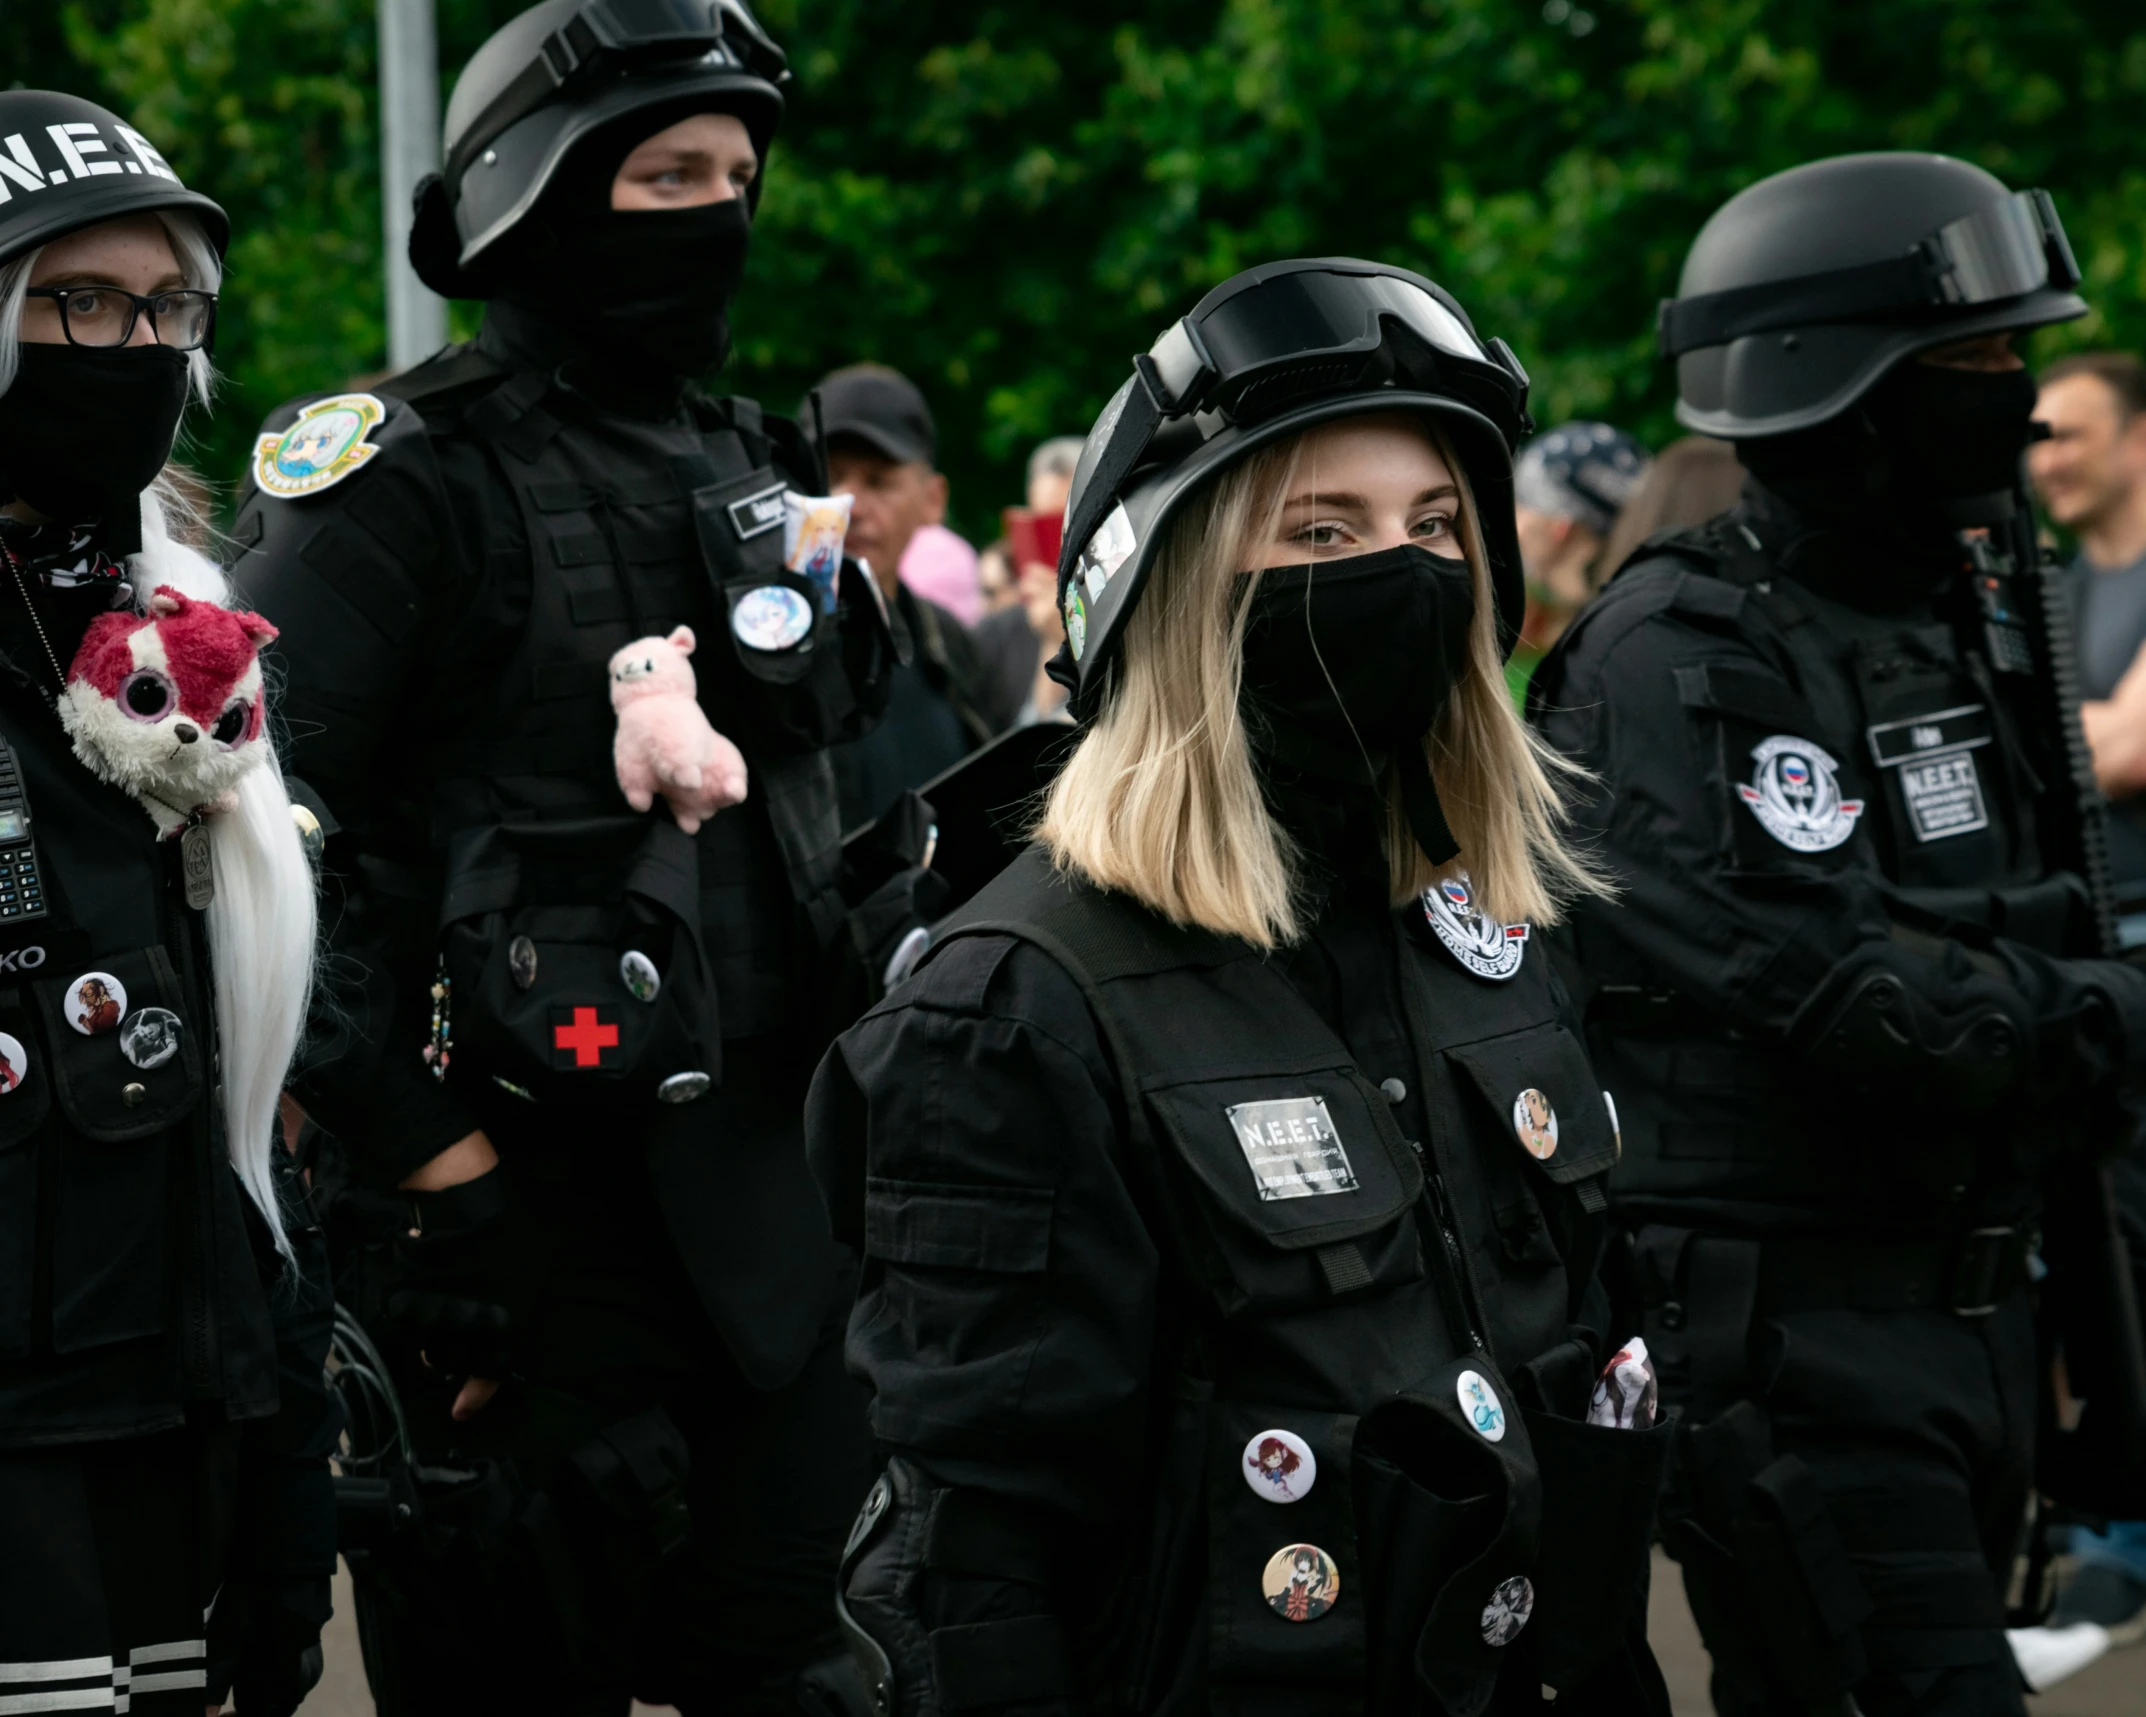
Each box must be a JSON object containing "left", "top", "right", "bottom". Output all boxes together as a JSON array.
[
  {"left": 415, "top": 0, "right": 787, "bottom": 291},
  {"left": 1053, "top": 258, "right": 1532, "bottom": 718},
  {"left": 0, "top": 91, "right": 227, "bottom": 275},
  {"left": 1661, "top": 153, "right": 2085, "bottom": 440}
]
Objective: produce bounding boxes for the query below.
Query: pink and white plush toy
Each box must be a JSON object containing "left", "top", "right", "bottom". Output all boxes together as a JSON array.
[
  {"left": 60, "top": 586, "right": 278, "bottom": 836},
  {"left": 608, "top": 626, "right": 748, "bottom": 834}
]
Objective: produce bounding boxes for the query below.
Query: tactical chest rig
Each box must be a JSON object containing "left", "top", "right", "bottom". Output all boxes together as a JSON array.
[
  {"left": 381, "top": 350, "right": 881, "bottom": 1087},
  {"left": 861, "top": 849, "right": 1663, "bottom": 1714}
]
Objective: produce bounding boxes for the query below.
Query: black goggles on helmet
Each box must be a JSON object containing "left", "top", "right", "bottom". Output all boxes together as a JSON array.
[
  {"left": 1658, "top": 188, "right": 2081, "bottom": 359},
  {"left": 448, "top": 0, "right": 787, "bottom": 185}
]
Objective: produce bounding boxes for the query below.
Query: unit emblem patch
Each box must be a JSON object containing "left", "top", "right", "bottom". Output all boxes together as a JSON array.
[
  {"left": 1736, "top": 735, "right": 1864, "bottom": 853},
  {"left": 1423, "top": 872, "right": 1527, "bottom": 981},
  {"left": 251, "top": 393, "right": 386, "bottom": 500}
]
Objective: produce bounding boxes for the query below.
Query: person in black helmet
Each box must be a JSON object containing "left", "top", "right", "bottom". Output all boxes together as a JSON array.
[
  {"left": 0, "top": 93, "right": 333, "bottom": 1717},
  {"left": 228, "top": 4, "right": 892, "bottom": 1712},
  {"left": 1530, "top": 154, "right": 2146, "bottom": 1715},
  {"left": 807, "top": 259, "right": 1674, "bottom": 1715}
]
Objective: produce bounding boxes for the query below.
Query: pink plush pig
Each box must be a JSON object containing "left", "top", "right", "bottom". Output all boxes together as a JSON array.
[{"left": 607, "top": 627, "right": 747, "bottom": 834}]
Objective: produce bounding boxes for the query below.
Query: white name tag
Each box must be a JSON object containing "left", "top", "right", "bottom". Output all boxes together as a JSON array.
[{"left": 1225, "top": 1096, "right": 1360, "bottom": 1202}]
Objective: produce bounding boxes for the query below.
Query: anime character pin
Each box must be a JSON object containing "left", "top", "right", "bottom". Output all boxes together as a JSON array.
[
  {"left": 1737, "top": 735, "right": 1864, "bottom": 853},
  {"left": 1457, "top": 1369, "right": 1506, "bottom": 1443},
  {"left": 67, "top": 972, "right": 125, "bottom": 1036},
  {"left": 119, "top": 1007, "right": 181, "bottom": 1071},
  {"left": 619, "top": 950, "right": 661, "bottom": 1004},
  {"left": 1479, "top": 1575, "right": 1534, "bottom": 1647},
  {"left": 1241, "top": 1429, "right": 1317, "bottom": 1503},
  {"left": 730, "top": 585, "right": 814, "bottom": 653},
  {"left": 251, "top": 393, "right": 386, "bottom": 500},
  {"left": 1422, "top": 872, "right": 1527, "bottom": 980},
  {"left": 0, "top": 1032, "right": 26, "bottom": 1094},
  {"left": 1261, "top": 1544, "right": 1340, "bottom": 1623},
  {"left": 1511, "top": 1087, "right": 1559, "bottom": 1160},
  {"left": 508, "top": 935, "right": 538, "bottom": 992}
]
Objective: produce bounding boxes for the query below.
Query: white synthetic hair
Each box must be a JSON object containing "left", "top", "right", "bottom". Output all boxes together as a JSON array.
[
  {"left": 134, "top": 498, "right": 315, "bottom": 1257},
  {"left": 0, "top": 211, "right": 308, "bottom": 1255}
]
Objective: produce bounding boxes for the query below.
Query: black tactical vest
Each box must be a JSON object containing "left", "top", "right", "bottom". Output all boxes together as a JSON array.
[
  {"left": 0, "top": 676, "right": 276, "bottom": 1444},
  {"left": 926, "top": 849, "right": 1666, "bottom": 1711},
  {"left": 379, "top": 348, "right": 861, "bottom": 1056},
  {"left": 1592, "top": 517, "right": 2088, "bottom": 1227}
]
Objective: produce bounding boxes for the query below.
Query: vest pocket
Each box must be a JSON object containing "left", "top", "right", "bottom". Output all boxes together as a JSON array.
[
  {"left": 1443, "top": 1021, "right": 1618, "bottom": 1188},
  {"left": 33, "top": 948, "right": 205, "bottom": 1354},
  {"left": 1143, "top": 1066, "right": 1425, "bottom": 1318},
  {"left": 0, "top": 986, "right": 52, "bottom": 1358}
]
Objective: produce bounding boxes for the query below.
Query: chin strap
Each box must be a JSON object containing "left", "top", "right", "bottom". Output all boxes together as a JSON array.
[{"left": 1395, "top": 743, "right": 1460, "bottom": 865}]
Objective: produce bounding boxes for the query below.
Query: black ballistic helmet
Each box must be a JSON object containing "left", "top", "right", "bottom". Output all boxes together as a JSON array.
[
  {"left": 419, "top": 0, "right": 787, "bottom": 285},
  {"left": 1055, "top": 259, "right": 1533, "bottom": 717},
  {"left": 0, "top": 91, "right": 228, "bottom": 272},
  {"left": 1661, "top": 153, "right": 2086, "bottom": 439}
]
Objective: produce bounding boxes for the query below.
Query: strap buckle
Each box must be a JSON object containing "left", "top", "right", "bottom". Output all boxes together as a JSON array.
[{"left": 1949, "top": 1225, "right": 2020, "bottom": 1317}]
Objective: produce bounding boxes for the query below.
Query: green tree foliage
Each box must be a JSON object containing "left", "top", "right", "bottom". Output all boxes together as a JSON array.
[{"left": 22, "top": 0, "right": 2146, "bottom": 533}]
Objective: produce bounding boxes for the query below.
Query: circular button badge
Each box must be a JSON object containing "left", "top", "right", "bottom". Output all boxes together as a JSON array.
[
  {"left": 66, "top": 972, "right": 126, "bottom": 1037},
  {"left": 0, "top": 1031, "right": 28, "bottom": 1095},
  {"left": 1261, "top": 1544, "right": 1339, "bottom": 1623},
  {"left": 1479, "top": 1575, "right": 1534, "bottom": 1647},
  {"left": 657, "top": 1070, "right": 711, "bottom": 1105},
  {"left": 619, "top": 950, "right": 661, "bottom": 1004},
  {"left": 1457, "top": 1369, "right": 1507, "bottom": 1443},
  {"left": 731, "top": 585, "right": 814, "bottom": 652},
  {"left": 1511, "top": 1087, "right": 1559, "bottom": 1160},
  {"left": 119, "top": 1008, "right": 182, "bottom": 1072},
  {"left": 508, "top": 935, "right": 538, "bottom": 992},
  {"left": 1241, "top": 1428, "right": 1317, "bottom": 1504}
]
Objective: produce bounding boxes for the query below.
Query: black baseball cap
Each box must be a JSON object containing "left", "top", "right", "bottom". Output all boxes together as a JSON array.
[{"left": 811, "top": 364, "right": 937, "bottom": 467}]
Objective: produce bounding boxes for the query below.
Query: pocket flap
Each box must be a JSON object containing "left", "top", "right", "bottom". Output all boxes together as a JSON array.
[
  {"left": 864, "top": 1178, "right": 1055, "bottom": 1273},
  {"left": 34, "top": 948, "right": 204, "bottom": 1143},
  {"left": 1145, "top": 1068, "right": 1420, "bottom": 1250},
  {"left": 1674, "top": 661, "right": 1818, "bottom": 732},
  {"left": 1444, "top": 1023, "right": 1616, "bottom": 1185}
]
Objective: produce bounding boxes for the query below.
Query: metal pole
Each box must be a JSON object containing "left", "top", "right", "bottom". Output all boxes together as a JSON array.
[{"left": 378, "top": 0, "right": 447, "bottom": 372}]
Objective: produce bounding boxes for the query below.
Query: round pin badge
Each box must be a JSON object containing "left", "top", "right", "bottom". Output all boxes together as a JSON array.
[
  {"left": 1479, "top": 1575, "right": 1534, "bottom": 1647},
  {"left": 119, "top": 1007, "right": 182, "bottom": 1072},
  {"left": 66, "top": 972, "right": 126, "bottom": 1037},
  {"left": 1457, "top": 1369, "right": 1506, "bottom": 1443},
  {"left": 619, "top": 950, "right": 661, "bottom": 1004},
  {"left": 657, "top": 1070, "right": 711, "bottom": 1104},
  {"left": 731, "top": 585, "right": 814, "bottom": 652},
  {"left": 0, "top": 1031, "right": 28, "bottom": 1095},
  {"left": 1241, "top": 1428, "right": 1317, "bottom": 1504},
  {"left": 507, "top": 935, "right": 538, "bottom": 992},
  {"left": 1260, "top": 1543, "right": 1339, "bottom": 1622},
  {"left": 1511, "top": 1088, "right": 1559, "bottom": 1160}
]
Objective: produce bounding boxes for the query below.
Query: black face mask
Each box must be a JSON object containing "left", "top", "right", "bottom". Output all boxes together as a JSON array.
[
  {"left": 0, "top": 343, "right": 189, "bottom": 554},
  {"left": 1866, "top": 361, "right": 2040, "bottom": 503},
  {"left": 1240, "top": 543, "right": 1476, "bottom": 863},
  {"left": 505, "top": 197, "right": 752, "bottom": 375}
]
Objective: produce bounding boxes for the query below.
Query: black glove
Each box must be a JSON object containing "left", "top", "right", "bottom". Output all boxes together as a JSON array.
[
  {"left": 206, "top": 1577, "right": 328, "bottom": 1717},
  {"left": 384, "top": 1166, "right": 516, "bottom": 1383}
]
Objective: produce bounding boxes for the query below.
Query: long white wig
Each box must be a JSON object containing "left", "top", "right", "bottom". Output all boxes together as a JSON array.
[{"left": 0, "top": 213, "right": 315, "bottom": 1256}]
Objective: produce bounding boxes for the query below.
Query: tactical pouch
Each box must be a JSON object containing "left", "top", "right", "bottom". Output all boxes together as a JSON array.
[
  {"left": 1351, "top": 1356, "right": 1542, "bottom": 1717},
  {"left": 437, "top": 816, "right": 718, "bottom": 1103}
]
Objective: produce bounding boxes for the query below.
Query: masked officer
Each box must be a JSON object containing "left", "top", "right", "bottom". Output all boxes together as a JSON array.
[
  {"left": 0, "top": 92, "right": 333, "bottom": 1716},
  {"left": 1530, "top": 155, "right": 2146, "bottom": 1713},
  {"left": 809, "top": 260, "right": 1676, "bottom": 1714},
  {"left": 229, "top": 4, "right": 890, "bottom": 1711}
]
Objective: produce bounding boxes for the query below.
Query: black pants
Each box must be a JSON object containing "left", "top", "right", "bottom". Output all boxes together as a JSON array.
[
  {"left": 348, "top": 1111, "right": 875, "bottom": 1716},
  {"left": 0, "top": 1420, "right": 237, "bottom": 1714},
  {"left": 1661, "top": 1294, "right": 2035, "bottom": 1717}
]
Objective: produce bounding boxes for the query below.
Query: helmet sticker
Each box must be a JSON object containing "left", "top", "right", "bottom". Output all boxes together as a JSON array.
[
  {"left": 1736, "top": 735, "right": 1864, "bottom": 853},
  {"left": 1063, "top": 587, "right": 1087, "bottom": 659},
  {"left": 1422, "top": 872, "right": 1528, "bottom": 981},
  {"left": 251, "top": 394, "right": 386, "bottom": 501},
  {"left": 1076, "top": 502, "right": 1136, "bottom": 602}
]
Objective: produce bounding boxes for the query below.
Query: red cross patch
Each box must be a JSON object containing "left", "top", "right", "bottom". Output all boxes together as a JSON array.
[{"left": 549, "top": 1005, "right": 621, "bottom": 1070}]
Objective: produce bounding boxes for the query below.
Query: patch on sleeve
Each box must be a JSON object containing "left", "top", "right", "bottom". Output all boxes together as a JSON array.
[
  {"left": 251, "top": 393, "right": 387, "bottom": 500},
  {"left": 1735, "top": 735, "right": 1864, "bottom": 853}
]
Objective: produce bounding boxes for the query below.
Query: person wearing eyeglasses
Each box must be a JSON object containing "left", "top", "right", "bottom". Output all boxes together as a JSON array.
[
  {"left": 0, "top": 91, "right": 331, "bottom": 1717},
  {"left": 230, "top": 3, "right": 895, "bottom": 1713},
  {"left": 809, "top": 260, "right": 1671, "bottom": 1715}
]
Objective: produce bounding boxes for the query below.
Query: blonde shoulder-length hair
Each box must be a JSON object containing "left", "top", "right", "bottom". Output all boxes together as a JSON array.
[{"left": 1035, "top": 415, "right": 1607, "bottom": 949}]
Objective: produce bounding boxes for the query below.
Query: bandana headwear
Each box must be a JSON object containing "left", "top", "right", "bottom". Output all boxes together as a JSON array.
[{"left": 1511, "top": 422, "right": 1651, "bottom": 536}]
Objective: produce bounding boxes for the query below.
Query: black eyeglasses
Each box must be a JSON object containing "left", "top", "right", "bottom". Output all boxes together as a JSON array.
[{"left": 23, "top": 286, "right": 217, "bottom": 352}]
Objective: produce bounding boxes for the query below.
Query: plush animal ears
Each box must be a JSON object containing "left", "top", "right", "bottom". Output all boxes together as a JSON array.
[
  {"left": 667, "top": 625, "right": 696, "bottom": 656},
  {"left": 144, "top": 585, "right": 279, "bottom": 646}
]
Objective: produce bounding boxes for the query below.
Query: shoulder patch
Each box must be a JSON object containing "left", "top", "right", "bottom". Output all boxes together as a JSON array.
[
  {"left": 1735, "top": 735, "right": 1864, "bottom": 852},
  {"left": 252, "top": 393, "right": 386, "bottom": 500},
  {"left": 1424, "top": 872, "right": 1529, "bottom": 981}
]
